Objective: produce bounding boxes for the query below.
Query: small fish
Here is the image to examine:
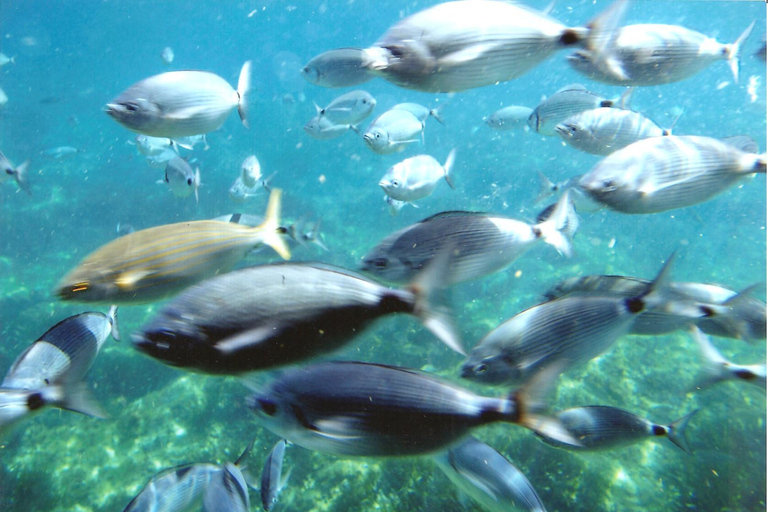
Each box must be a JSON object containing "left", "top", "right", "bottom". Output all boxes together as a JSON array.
[
  {"left": 362, "top": 191, "right": 575, "bottom": 285},
  {"left": 106, "top": 62, "right": 252, "bottom": 137},
  {"left": 116, "top": 222, "right": 135, "bottom": 237},
  {"left": 527, "top": 84, "right": 627, "bottom": 136},
  {"left": 123, "top": 463, "right": 220, "bottom": 512},
  {"left": 134, "top": 134, "right": 177, "bottom": 158},
  {"left": 691, "top": 327, "right": 767, "bottom": 391},
  {"left": 173, "top": 134, "right": 209, "bottom": 151},
  {"left": 537, "top": 406, "right": 698, "bottom": 454},
  {"left": 132, "top": 251, "right": 462, "bottom": 374},
  {"left": 384, "top": 195, "right": 415, "bottom": 216},
  {"left": 392, "top": 102, "right": 444, "bottom": 125},
  {"left": 0, "top": 152, "right": 30, "bottom": 195},
  {"left": 56, "top": 189, "right": 290, "bottom": 304},
  {"left": 248, "top": 360, "right": 572, "bottom": 456},
  {"left": 0, "top": 86, "right": 8, "bottom": 109},
  {"left": 568, "top": 22, "right": 755, "bottom": 86},
  {"left": 316, "top": 90, "right": 376, "bottom": 125},
  {"left": 41, "top": 146, "right": 83, "bottom": 159},
  {"left": 260, "top": 440, "right": 289, "bottom": 511},
  {"left": 303, "top": 115, "right": 359, "bottom": 140},
  {"left": 0, "top": 53, "right": 15, "bottom": 67},
  {"left": 433, "top": 436, "right": 547, "bottom": 512},
  {"left": 485, "top": 106, "right": 534, "bottom": 131},
  {"left": 579, "top": 135, "right": 767, "bottom": 214},
  {"left": 287, "top": 217, "right": 327, "bottom": 251},
  {"left": 379, "top": 149, "right": 455, "bottom": 203},
  {"left": 555, "top": 107, "right": 670, "bottom": 155},
  {"left": 301, "top": 48, "right": 373, "bottom": 88},
  {"left": 363, "top": 109, "right": 425, "bottom": 154},
  {"left": 161, "top": 46, "right": 174, "bottom": 65},
  {"left": 161, "top": 157, "right": 201, "bottom": 203},
  {"left": 229, "top": 176, "right": 262, "bottom": 203},
  {"left": 240, "top": 155, "right": 262, "bottom": 188}
]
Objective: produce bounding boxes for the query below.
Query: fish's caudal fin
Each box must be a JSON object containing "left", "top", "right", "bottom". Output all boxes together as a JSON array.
[
  {"left": 258, "top": 189, "right": 292, "bottom": 260},
  {"left": 727, "top": 21, "right": 755, "bottom": 83},
  {"left": 409, "top": 246, "right": 463, "bottom": 355},
  {"left": 534, "top": 190, "right": 577, "bottom": 257},
  {"left": 14, "top": 160, "right": 31, "bottom": 195},
  {"left": 666, "top": 409, "right": 698, "bottom": 455},
  {"left": 578, "top": 0, "right": 630, "bottom": 79},
  {"left": 443, "top": 149, "right": 456, "bottom": 190},
  {"left": 535, "top": 171, "right": 557, "bottom": 204},
  {"left": 237, "top": 60, "right": 253, "bottom": 128},
  {"left": 59, "top": 381, "right": 108, "bottom": 419},
  {"left": 108, "top": 305, "right": 121, "bottom": 342},
  {"left": 690, "top": 326, "right": 733, "bottom": 391}
]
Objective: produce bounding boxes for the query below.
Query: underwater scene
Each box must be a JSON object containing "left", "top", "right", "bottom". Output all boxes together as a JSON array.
[{"left": 0, "top": 0, "right": 766, "bottom": 511}]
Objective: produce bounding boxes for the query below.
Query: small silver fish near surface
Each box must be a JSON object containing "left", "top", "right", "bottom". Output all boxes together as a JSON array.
[
  {"left": 555, "top": 107, "right": 669, "bottom": 155},
  {"left": 260, "top": 439, "right": 290, "bottom": 511},
  {"left": 691, "top": 327, "right": 767, "bottom": 392},
  {"left": 433, "top": 435, "right": 547, "bottom": 512},
  {"left": 303, "top": 114, "right": 359, "bottom": 140},
  {"left": 162, "top": 156, "right": 201, "bottom": 203},
  {"left": 316, "top": 90, "right": 376, "bottom": 125},
  {"left": 579, "top": 135, "right": 767, "bottom": 214},
  {"left": 486, "top": 105, "right": 534, "bottom": 131},
  {"left": 301, "top": 48, "right": 373, "bottom": 88},
  {"left": 0, "top": 151, "right": 31, "bottom": 195},
  {"left": 161, "top": 46, "right": 174, "bottom": 65},
  {"left": 363, "top": 108, "right": 425, "bottom": 154},
  {"left": 360, "top": 0, "right": 629, "bottom": 92},
  {"left": 105, "top": 61, "right": 252, "bottom": 138},
  {"left": 568, "top": 22, "right": 755, "bottom": 86},
  {"left": 379, "top": 149, "right": 456, "bottom": 203},
  {"left": 528, "top": 83, "right": 627, "bottom": 136}
]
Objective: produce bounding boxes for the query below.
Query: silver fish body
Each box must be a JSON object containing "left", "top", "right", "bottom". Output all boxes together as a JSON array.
[
  {"left": 486, "top": 106, "right": 534, "bottom": 131},
  {"left": 392, "top": 102, "right": 444, "bottom": 125},
  {"left": 135, "top": 135, "right": 177, "bottom": 158},
  {"left": 579, "top": 135, "right": 767, "bottom": 214},
  {"left": 555, "top": 107, "right": 667, "bottom": 155},
  {"left": 229, "top": 176, "right": 261, "bottom": 203},
  {"left": 318, "top": 90, "right": 376, "bottom": 125},
  {"left": 106, "top": 62, "right": 251, "bottom": 138},
  {"left": 260, "top": 440, "right": 288, "bottom": 511},
  {"left": 42, "top": 146, "right": 82, "bottom": 159},
  {"left": 379, "top": 150, "right": 455, "bottom": 203},
  {"left": 203, "top": 462, "right": 250, "bottom": 512},
  {"left": 240, "top": 155, "right": 262, "bottom": 188},
  {"left": 123, "top": 463, "right": 220, "bottom": 512},
  {"left": 363, "top": 109, "right": 424, "bottom": 154},
  {"left": 303, "top": 115, "right": 358, "bottom": 140},
  {"left": 163, "top": 157, "right": 200, "bottom": 201},
  {"left": 528, "top": 84, "right": 618, "bottom": 136},
  {"left": 301, "top": 48, "right": 373, "bottom": 88},
  {"left": 433, "top": 436, "right": 547, "bottom": 512}
]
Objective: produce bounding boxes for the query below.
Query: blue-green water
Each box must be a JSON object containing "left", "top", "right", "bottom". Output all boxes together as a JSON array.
[{"left": 0, "top": 1, "right": 765, "bottom": 511}]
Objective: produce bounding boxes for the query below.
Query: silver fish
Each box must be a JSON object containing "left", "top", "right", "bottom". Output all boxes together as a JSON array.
[
  {"left": 303, "top": 115, "right": 358, "bottom": 140},
  {"left": 204, "top": 462, "right": 250, "bottom": 512},
  {"left": 568, "top": 22, "right": 755, "bottom": 86},
  {"left": 41, "top": 146, "right": 83, "bottom": 159},
  {"left": 317, "top": 90, "right": 376, "bottom": 125},
  {"left": 0, "top": 86, "right": 7, "bottom": 109},
  {"left": 229, "top": 176, "right": 262, "bottom": 203},
  {"left": 486, "top": 106, "right": 534, "bottom": 131},
  {"left": 363, "top": 108, "right": 425, "bottom": 154},
  {"left": 162, "top": 157, "right": 201, "bottom": 203},
  {"left": 301, "top": 48, "right": 373, "bottom": 88},
  {"left": 247, "top": 360, "right": 571, "bottom": 457},
  {"left": 0, "top": 152, "right": 30, "bottom": 195},
  {"left": 106, "top": 61, "right": 252, "bottom": 137},
  {"left": 173, "top": 134, "right": 209, "bottom": 151},
  {"left": 392, "top": 102, "right": 444, "bottom": 125},
  {"left": 527, "top": 84, "right": 626, "bottom": 136},
  {"left": 134, "top": 134, "right": 177, "bottom": 158},
  {"left": 384, "top": 195, "right": 415, "bottom": 216},
  {"left": 240, "top": 155, "right": 262, "bottom": 188},
  {"left": 379, "top": 149, "right": 456, "bottom": 203},
  {"left": 123, "top": 463, "right": 220, "bottom": 512},
  {"left": 433, "top": 436, "right": 547, "bottom": 512},
  {"left": 361, "top": 0, "right": 628, "bottom": 92},
  {"left": 132, "top": 256, "right": 462, "bottom": 374},
  {"left": 161, "top": 46, "right": 174, "bottom": 65},
  {"left": 361, "top": 191, "right": 575, "bottom": 285},
  {"left": 691, "top": 327, "right": 767, "bottom": 391},
  {"left": 534, "top": 171, "right": 601, "bottom": 213},
  {"left": 537, "top": 406, "right": 698, "bottom": 454},
  {"left": 260, "top": 440, "right": 289, "bottom": 511},
  {"left": 555, "top": 107, "right": 669, "bottom": 155},
  {"left": 579, "top": 135, "right": 767, "bottom": 214}
]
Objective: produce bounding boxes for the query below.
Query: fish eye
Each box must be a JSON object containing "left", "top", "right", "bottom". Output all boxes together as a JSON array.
[
  {"left": 392, "top": 180, "right": 400, "bottom": 187},
  {"left": 474, "top": 363, "right": 488, "bottom": 374},
  {"left": 187, "top": 178, "right": 193, "bottom": 185},
  {"left": 602, "top": 179, "right": 616, "bottom": 190},
  {"left": 369, "top": 257, "right": 388, "bottom": 269},
  {"left": 71, "top": 282, "right": 90, "bottom": 293},
  {"left": 27, "top": 392, "right": 45, "bottom": 411},
  {"left": 258, "top": 398, "right": 279, "bottom": 416},
  {"left": 375, "top": 133, "right": 381, "bottom": 139},
  {"left": 385, "top": 45, "right": 404, "bottom": 59},
  {"left": 123, "top": 102, "right": 140, "bottom": 112}
]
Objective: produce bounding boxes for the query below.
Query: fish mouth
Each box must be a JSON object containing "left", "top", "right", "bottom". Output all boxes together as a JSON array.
[
  {"left": 363, "top": 134, "right": 374, "bottom": 143},
  {"left": 554, "top": 125, "right": 571, "bottom": 138},
  {"left": 104, "top": 103, "right": 121, "bottom": 117},
  {"left": 378, "top": 180, "right": 389, "bottom": 188}
]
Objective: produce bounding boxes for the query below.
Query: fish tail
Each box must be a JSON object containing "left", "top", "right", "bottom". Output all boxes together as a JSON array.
[
  {"left": 13, "top": 160, "right": 31, "bottom": 195},
  {"left": 573, "top": 0, "right": 630, "bottom": 80},
  {"left": 58, "top": 381, "right": 108, "bottom": 419},
  {"left": 689, "top": 326, "right": 732, "bottom": 391},
  {"left": 639, "top": 254, "right": 720, "bottom": 320},
  {"left": 535, "top": 170, "right": 557, "bottom": 204},
  {"left": 755, "top": 154, "right": 767, "bottom": 174},
  {"left": 727, "top": 21, "right": 755, "bottom": 84},
  {"left": 666, "top": 409, "right": 699, "bottom": 455},
  {"left": 534, "top": 190, "right": 577, "bottom": 257},
  {"left": 430, "top": 105, "right": 446, "bottom": 125},
  {"left": 408, "top": 245, "right": 463, "bottom": 355},
  {"left": 194, "top": 168, "right": 201, "bottom": 205},
  {"left": 258, "top": 189, "right": 292, "bottom": 260},
  {"left": 108, "top": 305, "right": 121, "bottom": 342},
  {"left": 443, "top": 148, "right": 456, "bottom": 190},
  {"left": 237, "top": 60, "right": 253, "bottom": 128}
]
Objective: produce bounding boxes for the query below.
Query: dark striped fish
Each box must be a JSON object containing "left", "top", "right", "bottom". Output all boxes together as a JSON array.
[{"left": 56, "top": 189, "right": 290, "bottom": 304}]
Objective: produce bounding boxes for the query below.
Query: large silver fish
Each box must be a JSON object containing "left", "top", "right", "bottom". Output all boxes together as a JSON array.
[
  {"left": 123, "top": 463, "right": 220, "bottom": 512},
  {"left": 132, "top": 255, "right": 462, "bottom": 375},
  {"left": 56, "top": 189, "right": 290, "bottom": 304},
  {"left": 0, "top": 151, "right": 30, "bottom": 195},
  {"left": 433, "top": 436, "right": 547, "bottom": 512},
  {"left": 247, "top": 361, "right": 571, "bottom": 456},
  {"left": 301, "top": 48, "right": 373, "bottom": 88},
  {"left": 363, "top": 108, "right": 425, "bottom": 154},
  {"left": 316, "top": 90, "right": 376, "bottom": 125},
  {"left": 361, "top": 191, "right": 576, "bottom": 285},
  {"left": 568, "top": 22, "right": 755, "bottom": 86},
  {"left": 361, "top": 0, "right": 628, "bottom": 92},
  {"left": 106, "top": 62, "right": 252, "bottom": 138},
  {"left": 579, "top": 135, "right": 767, "bottom": 213}
]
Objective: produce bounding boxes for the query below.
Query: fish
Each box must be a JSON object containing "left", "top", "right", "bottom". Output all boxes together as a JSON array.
[
  {"left": 527, "top": 84, "right": 628, "bottom": 136},
  {"left": 204, "top": 462, "right": 250, "bottom": 512},
  {"left": 260, "top": 439, "right": 289, "bottom": 511},
  {"left": 555, "top": 107, "right": 670, "bottom": 156},
  {"left": 162, "top": 157, "right": 201, "bottom": 203},
  {"left": 229, "top": 176, "right": 262, "bottom": 203},
  {"left": 173, "top": 134, "right": 209, "bottom": 151},
  {"left": 287, "top": 217, "right": 327, "bottom": 251},
  {"left": 0, "top": 152, "right": 31, "bottom": 195},
  {"left": 578, "top": 135, "right": 767, "bottom": 214},
  {"left": 303, "top": 115, "right": 359, "bottom": 140},
  {"left": 379, "top": 149, "right": 456, "bottom": 203},
  {"left": 131, "top": 251, "right": 462, "bottom": 374},
  {"left": 460, "top": 254, "right": 712, "bottom": 386},
  {"left": 105, "top": 61, "right": 252, "bottom": 137},
  {"left": 485, "top": 106, "right": 534, "bottom": 131},
  {"left": 360, "top": 0, "right": 629, "bottom": 92},
  {"left": 691, "top": 327, "right": 767, "bottom": 391},
  {"left": 535, "top": 171, "right": 602, "bottom": 212},
  {"left": 384, "top": 195, "right": 415, "bottom": 216},
  {"left": 0, "top": 86, "right": 7, "bottom": 109},
  {"left": 240, "top": 155, "right": 262, "bottom": 188},
  {"left": 134, "top": 134, "right": 177, "bottom": 158},
  {"left": 363, "top": 108, "right": 426, "bottom": 154},
  {"left": 123, "top": 463, "right": 221, "bottom": 512},
  {"left": 433, "top": 436, "right": 547, "bottom": 512},
  {"left": 392, "top": 102, "right": 444, "bottom": 125},
  {"left": 41, "top": 146, "right": 84, "bottom": 159},
  {"left": 536, "top": 406, "right": 698, "bottom": 454},
  {"left": 0, "top": 53, "right": 15, "bottom": 67},
  {"left": 55, "top": 189, "right": 290, "bottom": 304},
  {"left": 568, "top": 22, "right": 755, "bottom": 86},
  {"left": 247, "top": 360, "right": 572, "bottom": 457},
  {"left": 316, "top": 90, "right": 376, "bottom": 125},
  {"left": 161, "top": 46, "right": 174, "bottom": 65},
  {"left": 361, "top": 191, "right": 576, "bottom": 285},
  {"left": 301, "top": 48, "right": 373, "bottom": 88},
  {"left": 544, "top": 275, "right": 766, "bottom": 341}
]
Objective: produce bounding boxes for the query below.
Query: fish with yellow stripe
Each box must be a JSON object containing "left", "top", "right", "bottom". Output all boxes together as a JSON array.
[{"left": 55, "top": 189, "right": 291, "bottom": 304}]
